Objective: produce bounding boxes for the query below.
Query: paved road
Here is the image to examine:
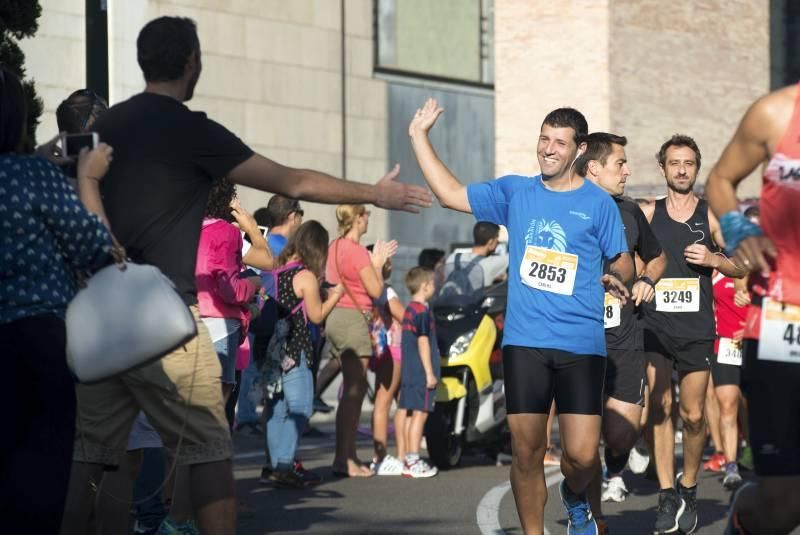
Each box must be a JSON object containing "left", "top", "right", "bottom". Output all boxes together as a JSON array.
[{"left": 231, "top": 413, "right": 796, "bottom": 535}]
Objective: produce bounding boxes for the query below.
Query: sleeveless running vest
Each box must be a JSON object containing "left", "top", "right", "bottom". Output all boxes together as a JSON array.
[
  {"left": 645, "top": 198, "right": 715, "bottom": 339},
  {"left": 744, "top": 84, "right": 800, "bottom": 338},
  {"left": 713, "top": 273, "right": 747, "bottom": 353}
]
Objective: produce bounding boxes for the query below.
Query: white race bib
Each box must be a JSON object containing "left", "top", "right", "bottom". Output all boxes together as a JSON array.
[
  {"left": 758, "top": 298, "right": 800, "bottom": 364},
  {"left": 655, "top": 278, "right": 700, "bottom": 312},
  {"left": 717, "top": 337, "right": 743, "bottom": 366},
  {"left": 604, "top": 293, "right": 621, "bottom": 329},
  {"left": 519, "top": 246, "right": 578, "bottom": 296}
]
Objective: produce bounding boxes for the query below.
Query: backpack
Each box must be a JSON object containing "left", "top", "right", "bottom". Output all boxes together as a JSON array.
[
  {"left": 253, "top": 262, "right": 307, "bottom": 399},
  {"left": 438, "top": 253, "right": 484, "bottom": 298}
]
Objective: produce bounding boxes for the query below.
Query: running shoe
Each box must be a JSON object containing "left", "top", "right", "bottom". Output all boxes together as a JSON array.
[
  {"left": 402, "top": 458, "right": 438, "bottom": 478},
  {"left": 372, "top": 454, "right": 404, "bottom": 476},
  {"left": 703, "top": 452, "right": 726, "bottom": 472},
  {"left": 133, "top": 521, "right": 160, "bottom": 535},
  {"left": 722, "top": 463, "right": 743, "bottom": 490},
  {"left": 627, "top": 446, "right": 650, "bottom": 475},
  {"left": 601, "top": 475, "right": 628, "bottom": 503},
  {"left": 558, "top": 480, "right": 598, "bottom": 535},
  {"left": 156, "top": 517, "right": 199, "bottom": 535},
  {"left": 653, "top": 488, "right": 685, "bottom": 534},
  {"left": 676, "top": 473, "right": 698, "bottom": 534}
]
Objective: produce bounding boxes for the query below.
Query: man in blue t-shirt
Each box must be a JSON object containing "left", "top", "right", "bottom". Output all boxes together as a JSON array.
[{"left": 409, "top": 99, "right": 632, "bottom": 535}]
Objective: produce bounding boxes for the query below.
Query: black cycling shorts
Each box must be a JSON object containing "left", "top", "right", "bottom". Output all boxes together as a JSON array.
[
  {"left": 643, "top": 328, "right": 712, "bottom": 373},
  {"left": 605, "top": 348, "right": 646, "bottom": 406},
  {"left": 742, "top": 340, "right": 800, "bottom": 477},
  {"left": 503, "top": 345, "right": 606, "bottom": 415},
  {"left": 711, "top": 353, "right": 742, "bottom": 387}
]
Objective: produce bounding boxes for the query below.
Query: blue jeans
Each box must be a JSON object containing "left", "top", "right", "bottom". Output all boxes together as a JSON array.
[
  {"left": 213, "top": 327, "right": 239, "bottom": 385},
  {"left": 266, "top": 356, "right": 313, "bottom": 470},
  {"left": 236, "top": 334, "right": 259, "bottom": 425},
  {"left": 133, "top": 448, "right": 167, "bottom": 528}
]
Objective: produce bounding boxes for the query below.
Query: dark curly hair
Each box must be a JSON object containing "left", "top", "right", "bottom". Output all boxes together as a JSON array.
[{"left": 205, "top": 176, "right": 236, "bottom": 223}]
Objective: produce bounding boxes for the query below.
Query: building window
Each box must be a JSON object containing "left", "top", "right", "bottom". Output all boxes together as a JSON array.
[
  {"left": 375, "top": 0, "right": 493, "bottom": 86},
  {"left": 771, "top": 0, "right": 800, "bottom": 88}
]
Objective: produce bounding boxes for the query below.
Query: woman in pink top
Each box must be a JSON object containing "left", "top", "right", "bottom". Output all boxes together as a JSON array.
[
  {"left": 326, "top": 204, "right": 397, "bottom": 477},
  {"left": 196, "top": 178, "right": 266, "bottom": 402}
]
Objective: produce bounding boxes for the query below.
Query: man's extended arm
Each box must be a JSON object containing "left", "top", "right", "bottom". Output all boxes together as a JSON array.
[
  {"left": 408, "top": 98, "right": 471, "bottom": 213},
  {"left": 229, "top": 156, "right": 432, "bottom": 213}
]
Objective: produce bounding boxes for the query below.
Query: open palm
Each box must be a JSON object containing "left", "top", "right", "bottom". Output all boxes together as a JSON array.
[{"left": 409, "top": 98, "right": 444, "bottom": 137}]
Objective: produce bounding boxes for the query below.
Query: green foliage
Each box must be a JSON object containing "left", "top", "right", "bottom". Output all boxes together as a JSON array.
[
  {"left": 0, "top": 0, "right": 42, "bottom": 151},
  {"left": 0, "top": 0, "right": 41, "bottom": 39}
]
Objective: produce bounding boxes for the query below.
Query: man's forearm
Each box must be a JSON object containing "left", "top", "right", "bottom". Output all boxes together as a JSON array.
[
  {"left": 610, "top": 253, "right": 635, "bottom": 283},
  {"left": 642, "top": 252, "right": 667, "bottom": 282},
  {"left": 409, "top": 132, "right": 469, "bottom": 212},
  {"left": 706, "top": 171, "right": 741, "bottom": 218},
  {"left": 713, "top": 254, "right": 747, "bottom": 279},
  {"left": 286, "top": 168, "right": 379, "bottom": 205}
]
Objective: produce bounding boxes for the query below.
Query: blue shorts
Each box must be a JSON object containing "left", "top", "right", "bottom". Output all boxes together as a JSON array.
[{"left": 399, "top": 382, "right": 435, "bottom": 412}]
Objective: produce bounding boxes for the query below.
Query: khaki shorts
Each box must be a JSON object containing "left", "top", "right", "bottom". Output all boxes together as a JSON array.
[
  {"left": 73, "top": 307, "right": 232, "bottom": 467},
  {"left": 326, "top": 307, "right": 373, "bottom": 359}
]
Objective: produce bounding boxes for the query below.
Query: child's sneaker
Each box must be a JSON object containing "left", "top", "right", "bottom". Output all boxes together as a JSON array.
[
  {"left": 402, "top": 458, "right": 438, "bottom": 478},
  {"left": 373, "top": 454, "right": 404, "bottom": 476}
]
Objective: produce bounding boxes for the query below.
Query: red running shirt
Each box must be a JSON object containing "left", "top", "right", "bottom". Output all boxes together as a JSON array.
[
  {"left": 744, "top": 83, "right": 800, "bottom": 339},
  {"left": 713, "top": 273, "right": 747, "bottom": 352}
]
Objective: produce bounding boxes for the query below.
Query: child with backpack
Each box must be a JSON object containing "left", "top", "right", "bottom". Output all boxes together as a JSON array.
[{"left": 261, "top": 221, "right": 344, "bottom": 488}]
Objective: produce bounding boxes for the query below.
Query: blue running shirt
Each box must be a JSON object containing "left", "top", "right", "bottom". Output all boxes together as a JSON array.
[{"left": 467, "top": 175, "right": 627, "bottom": 356}]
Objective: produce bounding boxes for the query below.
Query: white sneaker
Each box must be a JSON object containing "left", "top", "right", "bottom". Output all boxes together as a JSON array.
[
  {"left": 601, "top": 475, "right": 629, "bottom": 503},
  {"left": 627, "top": 446, "right": 650, "bottom": 475},
  {"left": 374, "top": 454, "right": 404, "bottom": 476},
  {"left": 402, "top": 458, "right": 438, "bottom": 478}
]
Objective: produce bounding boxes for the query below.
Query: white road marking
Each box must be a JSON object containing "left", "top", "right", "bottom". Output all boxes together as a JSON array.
[{"left": 476, "top": 466, "right": 564, "bottom": 535}]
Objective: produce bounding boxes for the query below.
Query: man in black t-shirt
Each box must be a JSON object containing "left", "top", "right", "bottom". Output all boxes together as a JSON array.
[
  {"left": 576, "top": 133, "right": 667, "bottom": 531},
  {"left": 63, "top": 16, "right": 432, "bottom": 535}
]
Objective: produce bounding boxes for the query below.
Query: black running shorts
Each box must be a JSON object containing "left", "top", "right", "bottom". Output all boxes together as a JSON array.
[
  {"left": 503, "top": 346, "right": 606, "bottom": 415},
  {"left": 605, "top": 348, "right": 646, "bottom": 405},
  {"left": 643, "top": 328, "right": 712, "bottom": 373},
  {"left": 742, "top": 340, "right": 800, "bottom": 477},
  {"left": 711, "top": 353, "right": 742, "bottom": 387}
]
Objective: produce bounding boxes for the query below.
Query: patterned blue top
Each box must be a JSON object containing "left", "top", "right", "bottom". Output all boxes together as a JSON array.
[{"left": 0, "top": 155, "right": 112, "bottom": 324}]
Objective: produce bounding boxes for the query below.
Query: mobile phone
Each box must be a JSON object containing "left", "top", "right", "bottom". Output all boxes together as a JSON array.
[{"left": 61, "top": 132, "right": 99, "bottom": 158}]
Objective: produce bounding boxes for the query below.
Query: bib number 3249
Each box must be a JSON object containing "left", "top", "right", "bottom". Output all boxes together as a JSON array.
[
  {"left": 758, "top": 298, "right": 800, "bottom": 364},
  {"left": 655, "top": 278, "right": 700, "bottom": 313},
  {"left": 519, "top": 246, "right": 578, "bottom": 296}
]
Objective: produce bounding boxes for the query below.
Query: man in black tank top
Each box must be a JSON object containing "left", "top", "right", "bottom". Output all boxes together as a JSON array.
[
  {"left": 576, "top": 133, "right": 668, "bottom": 529},
  {"left": 641, "top": 135, "right": 747, "bottom": 535}
]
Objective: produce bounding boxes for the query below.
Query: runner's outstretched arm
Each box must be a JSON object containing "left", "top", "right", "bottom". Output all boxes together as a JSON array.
[
  {"left": 229, "top": 154, "right": 432, "bottom": 214},
  {"left": 408, "top": 98, "right": 471, "bottom": 213}
]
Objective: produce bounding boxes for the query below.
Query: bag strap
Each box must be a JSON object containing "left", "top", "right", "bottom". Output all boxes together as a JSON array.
[
  {"left": 335, "top": 238, "right": 370, "bottom": 324},
  {"left": 274, "top": 263, "right": 308, "bottom": 324}
]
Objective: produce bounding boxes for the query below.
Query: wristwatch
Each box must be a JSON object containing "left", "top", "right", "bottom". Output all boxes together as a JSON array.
[{"left": 638, "top": 275, "right": 656, "bottom": 289}]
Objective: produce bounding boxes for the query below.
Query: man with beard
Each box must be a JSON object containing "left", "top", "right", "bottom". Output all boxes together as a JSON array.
[
  {"left": 576, "top": 133, "right": 667, "bottom": 534},
  {"left": 640, "top": 135, "right": 745, "bottom": 534},
  {"left": 409, "top": 98, "right": 633, "bottom": 535}
]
